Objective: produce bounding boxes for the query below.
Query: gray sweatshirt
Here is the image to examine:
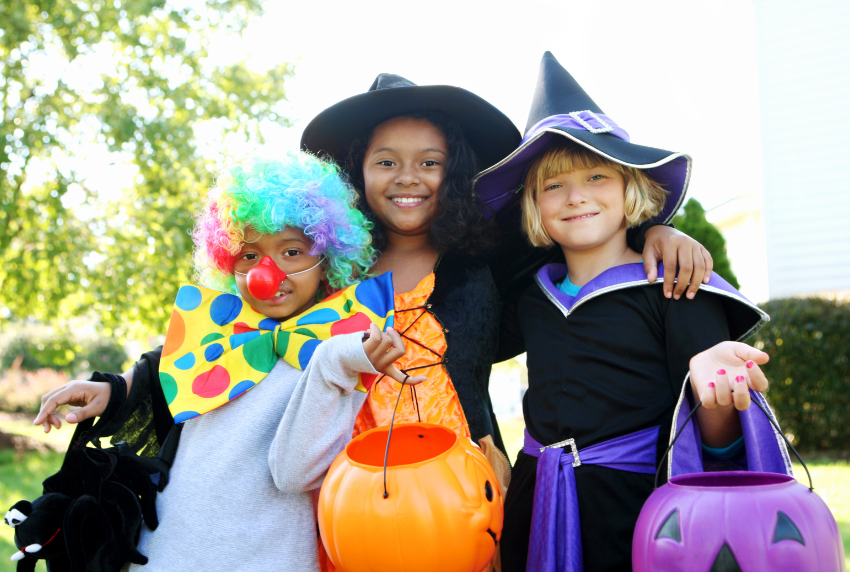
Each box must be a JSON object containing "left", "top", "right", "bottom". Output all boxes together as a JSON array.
[{"left": 129, "top": 332, "right": 376, "bottom": 572}]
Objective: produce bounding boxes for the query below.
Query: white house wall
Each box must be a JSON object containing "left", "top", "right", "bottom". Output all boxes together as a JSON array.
[{"left": 754, "top": 0, "right": 850, "bottom": 298}]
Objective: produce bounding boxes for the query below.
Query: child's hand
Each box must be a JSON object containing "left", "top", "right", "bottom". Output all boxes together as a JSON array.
[
  {"left": 33, "top": 381, "right": 112, "bottom": 433},
  {"left": 362, "top": 323, "right": 426, "bottom": 386},
  {"left": 689, "top": 341, "right": 769, "bottom": 411},
  {"left": 643, "top": 226, "right": 713, "bottom": 300}
]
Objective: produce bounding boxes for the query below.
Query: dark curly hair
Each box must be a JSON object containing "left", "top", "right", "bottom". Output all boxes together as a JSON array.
[{"left": 345, "top": 110, "right": 494, "bottom": 255}]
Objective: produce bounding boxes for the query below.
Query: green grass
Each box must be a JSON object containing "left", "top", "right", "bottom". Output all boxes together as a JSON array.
[
  {"left": 0, "top": 416, "right": 73, "bottom": 450},
  {"left": 0, "top": 418, "right": 72, "bottom": 572},
  {"left": 499, "top": 415, "right": 849, "bottom": 567},
  {"left": 0, "top": 449, "right": 64, "bottom": 572}
]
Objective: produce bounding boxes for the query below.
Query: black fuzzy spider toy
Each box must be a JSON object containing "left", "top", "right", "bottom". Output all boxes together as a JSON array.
[{"left": 4, "top": 418, "right": 168, "bottom": 572}]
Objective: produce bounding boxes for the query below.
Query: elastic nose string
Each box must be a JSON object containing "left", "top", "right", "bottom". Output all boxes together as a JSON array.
[
  {"left": 234, "top": 258, "right": 323, "bottom": 277},
  {"left": 235, "top": 257, "right": 323, "bottom": 301}
]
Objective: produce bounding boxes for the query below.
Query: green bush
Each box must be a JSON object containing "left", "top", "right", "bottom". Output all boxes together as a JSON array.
[
  {"left": 0, "top": 334, "right": 80, "bottom": 372},
  {"left": 0, "top": 332, "right": 127, "bottom": 377},
  {"left": 750, "top": 297, "right": 850, "bottom": 451},
  {"left": 84, "top": 339, "right": 131, "bottom": 375}
]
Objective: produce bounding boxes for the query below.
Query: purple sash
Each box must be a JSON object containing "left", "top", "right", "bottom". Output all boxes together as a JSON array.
[{"left": 523, "top": 426, "right": 660, "bottom": 572}]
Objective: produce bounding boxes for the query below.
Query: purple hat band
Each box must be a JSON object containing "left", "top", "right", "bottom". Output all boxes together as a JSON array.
[{"left": 523, "top": 111, "right": 631, "bottom": 145}]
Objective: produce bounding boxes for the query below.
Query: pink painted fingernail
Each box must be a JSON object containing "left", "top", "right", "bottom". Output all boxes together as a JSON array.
[
  {"left": 708, "top": 382, "right": 715, "bottom": 388},
  {"left": 736, "top": 376, "right": 745, "bottom": 382},
  {"left": 717, "top": 369, "right": 726, "bottom": 375},
  {"left": 746, "top": 361, "right": 754, "bottom": 368}
]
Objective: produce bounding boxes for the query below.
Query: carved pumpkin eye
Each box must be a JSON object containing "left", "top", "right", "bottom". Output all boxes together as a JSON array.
[
  {"left": 655, "top": 509, "right": 681, "bottom": 542},
  {"left": 484, "top": 481, "right": 493, "bottom": 502},
  {"left": 773, "top": 511, "right": 805, "bottom": 545}
]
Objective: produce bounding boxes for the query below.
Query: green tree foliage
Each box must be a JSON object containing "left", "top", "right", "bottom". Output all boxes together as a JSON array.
[
  {"left": 750, "top": 297, "right": 850, "bottom": 451},
  {"left": 672, "top": 199, "right": 740, "bottom": 289},
  {"left": 1, "top": 0, "right": 292, "bottom": 339}
]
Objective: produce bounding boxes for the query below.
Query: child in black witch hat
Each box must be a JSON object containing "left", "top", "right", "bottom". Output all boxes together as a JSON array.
[{"left": 482, "top": 52, "right": 792, "bottom": 572}]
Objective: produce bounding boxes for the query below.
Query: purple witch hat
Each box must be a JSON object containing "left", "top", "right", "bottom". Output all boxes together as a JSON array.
[{"left": 474, "top": 51, "right": 691, "bottom": 223}]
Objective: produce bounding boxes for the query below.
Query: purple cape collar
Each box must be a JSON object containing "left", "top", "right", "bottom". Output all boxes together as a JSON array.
[{"left": 534, "top": 262, "right": 768, "bottom": 340}]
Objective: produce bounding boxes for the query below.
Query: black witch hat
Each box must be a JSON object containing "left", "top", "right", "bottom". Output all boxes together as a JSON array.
[
  {"left": 473, "top": 52, "right": 691, "bottom": 224},
  {"left": 300, "top": 74, "right": 521, "bottom": 171}
]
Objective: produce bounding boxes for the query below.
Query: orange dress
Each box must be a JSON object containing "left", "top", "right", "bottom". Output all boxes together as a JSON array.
[{"left": 353, "top": 272, "right": 471, "bottom": 439}]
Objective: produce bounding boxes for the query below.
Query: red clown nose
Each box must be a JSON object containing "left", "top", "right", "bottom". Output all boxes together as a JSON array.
[{"left": 246, "top": 256, "right": 287, "bottom": 300}]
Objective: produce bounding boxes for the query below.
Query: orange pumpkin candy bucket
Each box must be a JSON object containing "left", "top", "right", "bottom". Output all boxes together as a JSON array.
[{"left": 318, "top": 420, "right": 504, "bottom": 572}]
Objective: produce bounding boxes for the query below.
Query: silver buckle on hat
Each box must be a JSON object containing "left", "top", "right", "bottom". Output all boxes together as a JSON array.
[
  {"left": 569, "top": 110, "right": 613, "bottom": 135},
  {"left": 540, "top": 438, "right": 581, "bottom": 467}
]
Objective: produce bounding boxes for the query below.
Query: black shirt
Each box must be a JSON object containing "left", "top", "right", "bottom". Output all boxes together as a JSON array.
[{"left": 500, "top": 276, "right": 730, "bottom": 572}]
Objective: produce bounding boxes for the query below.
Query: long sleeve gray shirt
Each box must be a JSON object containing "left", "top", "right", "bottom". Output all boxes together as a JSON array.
[{"left": 129, "top": 332, "right": 376, "bottom": 572}]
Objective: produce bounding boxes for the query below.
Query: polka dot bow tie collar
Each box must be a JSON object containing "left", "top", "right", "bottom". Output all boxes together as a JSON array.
[{"left": 159, "top": 272, "right": 395, "bottom": 423}]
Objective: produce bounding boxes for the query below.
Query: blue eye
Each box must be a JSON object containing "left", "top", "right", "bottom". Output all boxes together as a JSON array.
[{"left": 589, "top": 174, "right": 604, "bottom": 181}]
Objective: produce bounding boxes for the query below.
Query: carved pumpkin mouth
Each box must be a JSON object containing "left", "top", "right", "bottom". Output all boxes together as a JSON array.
[
  {"left": 710, "top": 543, "right": 742, "bottom": 572},
  {"left": 346, "top": 424, "right": 457, "bottom": 467}
]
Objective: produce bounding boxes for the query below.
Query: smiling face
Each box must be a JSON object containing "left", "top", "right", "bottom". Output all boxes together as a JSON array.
[
  {"left": 362, "top": 116, "right": 447, "bottom": 239},
  {"left": 233, "top": 227, "right": 326, "bottom": 321},
  {"left": 536, "top": 165, "right": 628, "bottom": 255}
]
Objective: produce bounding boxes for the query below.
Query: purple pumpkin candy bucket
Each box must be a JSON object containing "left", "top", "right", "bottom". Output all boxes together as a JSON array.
[{"left": 633, "top": 471, "right": 845, "bottom": 572}]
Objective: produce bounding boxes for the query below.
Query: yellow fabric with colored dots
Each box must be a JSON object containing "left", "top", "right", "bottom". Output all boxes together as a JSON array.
[
  {"left": 159, "top": 272, "right": 395, "bottom": 424},
  {"left": 353, "top": 272, "right": 470, "bottom": 439}
]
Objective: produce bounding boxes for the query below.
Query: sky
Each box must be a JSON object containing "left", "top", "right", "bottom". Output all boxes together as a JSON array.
[{"left": 221, "top": 0, "right": 764, "bottom": 212}]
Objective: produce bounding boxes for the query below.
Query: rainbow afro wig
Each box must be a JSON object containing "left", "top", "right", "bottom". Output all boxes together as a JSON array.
[{"left": 192, "top": 152, "right": 375, "bottom": 295}]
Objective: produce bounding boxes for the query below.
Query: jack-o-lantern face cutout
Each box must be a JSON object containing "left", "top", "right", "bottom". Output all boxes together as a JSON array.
[
  {"left": 318, "top": 423, "right": 504, "bottom": 572},
  {"left": 633, "top": 472, "right": 846, "bottom": 572}
]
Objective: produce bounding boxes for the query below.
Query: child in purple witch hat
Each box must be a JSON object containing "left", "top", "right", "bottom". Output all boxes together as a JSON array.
[{"left": 486, "top": 53, "right": 793, "bottom": 572}]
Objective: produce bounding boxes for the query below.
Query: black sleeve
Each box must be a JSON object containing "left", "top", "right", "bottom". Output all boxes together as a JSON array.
[
  {"left": 663, "top": 292, "right": 731, "bottom": 391},
  {"left": 495, "top": 285, "right": 526, "bottom": 363},
  {"left": 487, "top": 225, "right": 559, "bottom": 298},
  {"left": 89, "top": 345, "right": 172, "bottom": 457},
  {"left": 627, "top": 221, "right": 672, "bottom": 254},
  {"left": 485, "top": 211, "right": 560, "bottom": 362}
]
